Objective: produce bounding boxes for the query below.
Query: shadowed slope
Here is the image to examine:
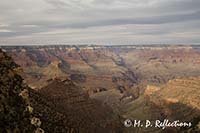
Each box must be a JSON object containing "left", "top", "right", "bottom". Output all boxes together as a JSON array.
[{"left": 39, "top": 79, "right": 123, "bottom": 132}]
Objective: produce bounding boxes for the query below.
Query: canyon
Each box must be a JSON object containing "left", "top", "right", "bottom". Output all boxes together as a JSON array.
[{"left": 1, "top": 45, "right": 200, "bottom": 132}]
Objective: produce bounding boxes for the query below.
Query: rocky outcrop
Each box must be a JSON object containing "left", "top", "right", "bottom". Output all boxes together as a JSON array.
[
  {"left": 0, "top": 49, "right": 40, "bottom": 132},
  {"left": 144, "top": 85, "right": 160, "bottom": 96},
  {"left": 123, "top": 77, "right": 200, "bottom": 132},
  {"left": 70, "top": 73, "right": 86, "bottom": 82},
  {"left": 149, "top": 78, "right": 200, "bottom": 120}
]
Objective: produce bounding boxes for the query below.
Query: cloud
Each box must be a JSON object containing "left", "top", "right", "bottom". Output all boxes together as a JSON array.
[{"left": 0, "top": 0, "right": 200, "bottom": 44}]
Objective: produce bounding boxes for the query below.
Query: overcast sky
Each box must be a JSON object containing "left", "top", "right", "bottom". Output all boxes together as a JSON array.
[{"left": 0, "top": 0, "right": 200, "bottom": 45}]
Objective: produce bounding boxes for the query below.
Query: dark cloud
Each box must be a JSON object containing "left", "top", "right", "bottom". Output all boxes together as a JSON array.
[{"left": 58, "top": 10, "right": 200, "bottom": 28}]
